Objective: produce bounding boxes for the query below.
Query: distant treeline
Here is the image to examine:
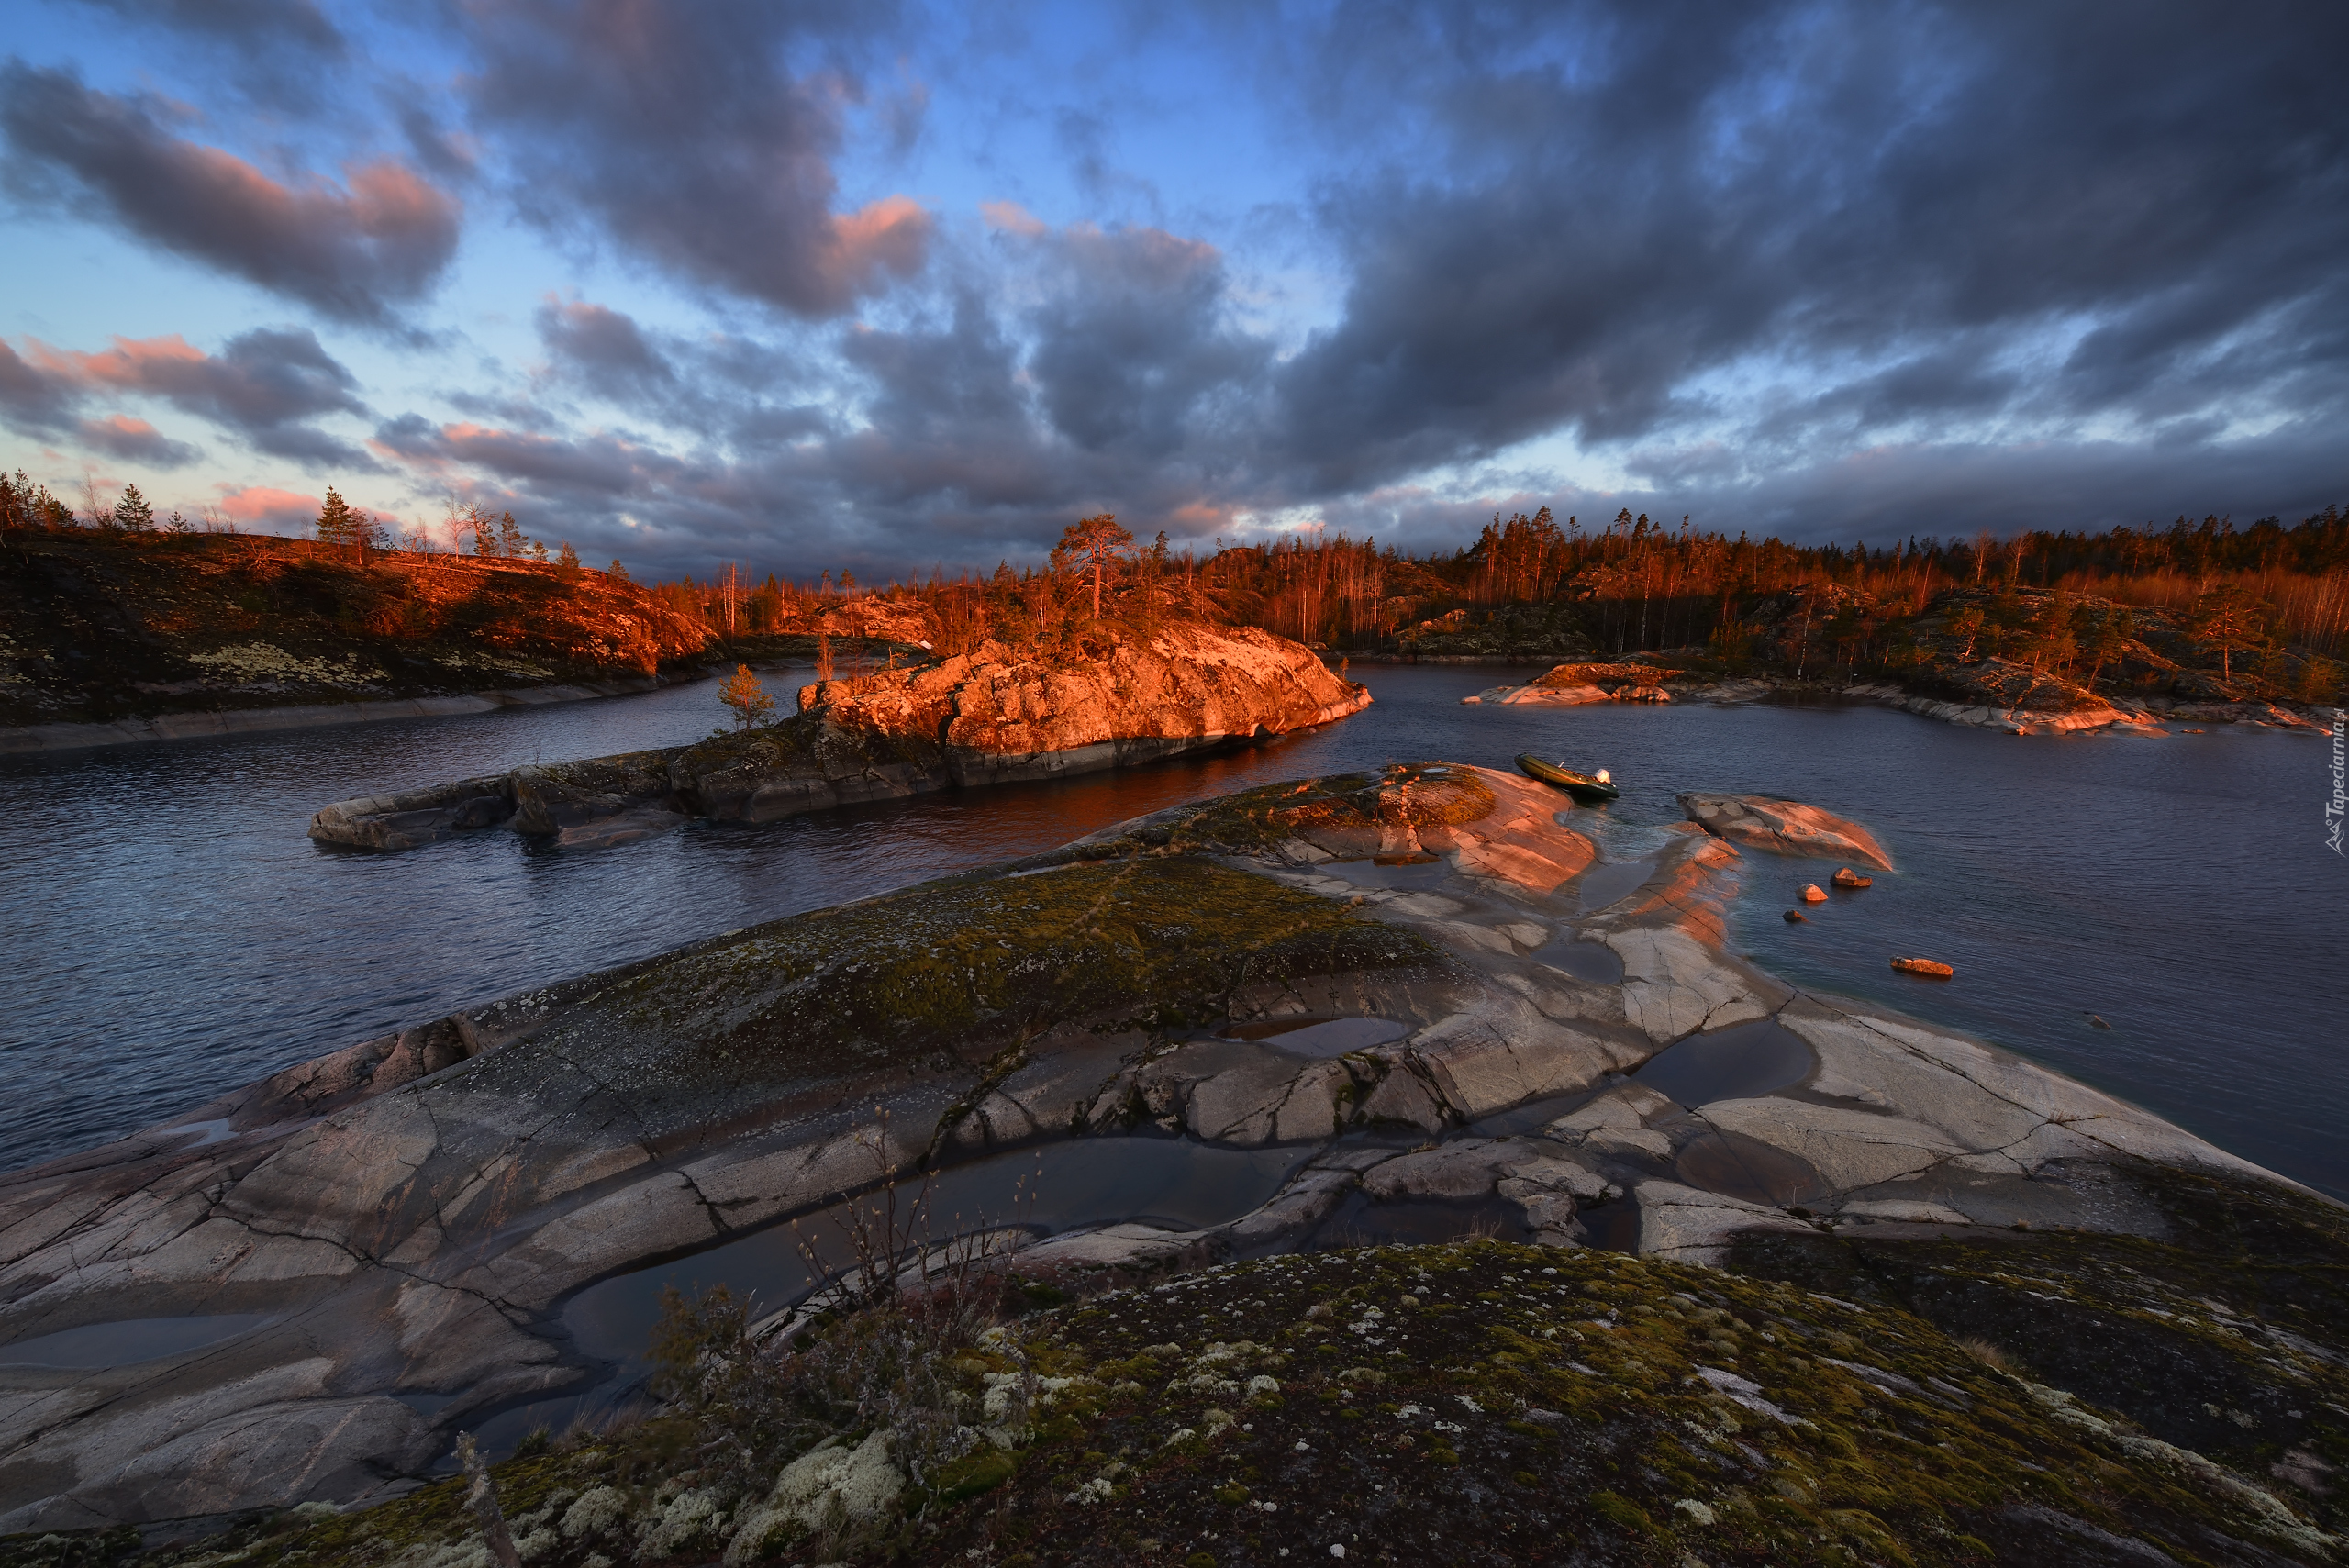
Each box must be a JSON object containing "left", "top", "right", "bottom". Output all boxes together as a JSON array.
[
  {"left": 653, "top": 504, "right": 2349, "bottom": 665},
  {"left": 11, "top": 470, "right": 2343, "bottom": 664}
]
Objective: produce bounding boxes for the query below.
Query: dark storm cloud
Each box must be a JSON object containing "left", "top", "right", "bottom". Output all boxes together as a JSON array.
[
  {"left": 64, "top": 0, "right": 344, "bottom": 105},
  {"left": 0, "top": 61, "right": 460, "bottom": 326},
  {"left": 671, "top": 0, "right": 2342, "bottom": 573},
  {"left": 1631, "top": 423, "right": 2348, "bottom": 545},
  {"left": 0, "top": 339, "right": 202, "bottom": 466},
  {"left": 810, "top": 231, "right": 1278, "bottom": 562},
  {"left": 1263, "top": 0, "right": 2349, "bottom": 522},
  {"left": 211, "top": 0, "right": 2344, "bottom": 580},
  {"left": 1020, "top": 224, "right": 1266, "bottom": 462},
  {"left": 73, "top": 415, "right": 200, "bottom": 466},
  {"left": 462, "top": 0, "right": 931, "bottom": 317},
  {"left": 36, "top": 327, "right": 373, "bottom": 467},
  {"left": 70, "top": 0, "right": 341, "bottom": 55},
  {"left": 388, "top": 247, "right": 1272, "bottom": 578},
  {"left": 0, "top": 340, "right": 82, "bottom": 433},
  {"left": 529, "top": 298, "right": 833, "bottom": 450},
  {"left": 398, "top": 104, "right": 477, "bottom": 183},
  {"left": 536, "top": 300, "right": 674, "bottom": 399}
]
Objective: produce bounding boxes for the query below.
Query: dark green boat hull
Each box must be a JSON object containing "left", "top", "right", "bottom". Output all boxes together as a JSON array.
[{"left": 1515, "top": 753, "right": 1620, "bottom": 802}]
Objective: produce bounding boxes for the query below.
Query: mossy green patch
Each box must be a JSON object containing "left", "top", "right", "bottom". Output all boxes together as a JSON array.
[
  {"left": 925, "top": 1446, "right": 1018, "bottom": 1506},
  {"left": 1727, "top": 1160, "right": 2349, "bottom": 1540},
  {"left": 535, "top": 855, "right": 1442, "bottom": 1095}
]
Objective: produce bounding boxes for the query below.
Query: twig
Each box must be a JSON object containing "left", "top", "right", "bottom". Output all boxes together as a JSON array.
[{"left": 457, "top": 1433, "right": 521, "bottom": 1568}]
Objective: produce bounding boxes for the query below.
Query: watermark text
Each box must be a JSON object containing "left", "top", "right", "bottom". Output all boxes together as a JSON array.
[{"left": 2329, "top": 708, "right": 2344, "bottom": 855}]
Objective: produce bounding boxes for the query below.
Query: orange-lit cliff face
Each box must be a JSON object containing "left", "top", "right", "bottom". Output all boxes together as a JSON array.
[
  {"left": 306, "top": 618, "right": 1375, "bottom": 851},
  {"left": 0, "top": 530, "right": 714, "bottom": 728},
  {"left": 796, "top": 620, "right": 1371, "bottom": 773}
]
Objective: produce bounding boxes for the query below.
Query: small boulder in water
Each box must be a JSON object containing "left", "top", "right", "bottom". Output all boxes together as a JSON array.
[
  {"left": 1798, "top": 884, "right": 1828, "bottom": 904},
  {"left": 1891, "top": 956, "right": 1954, "bottom": 978},
  {"left": 1831, "top": 867, "right": 1872, "bottom": 889},
  {"left": 1783, "top": 909, "right": 1808, "bottom": 923}
]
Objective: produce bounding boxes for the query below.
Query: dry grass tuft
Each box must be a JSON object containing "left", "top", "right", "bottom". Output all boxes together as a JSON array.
[{"left": 1957, "top": 1335, "right": 2010, "bottom": 1370}]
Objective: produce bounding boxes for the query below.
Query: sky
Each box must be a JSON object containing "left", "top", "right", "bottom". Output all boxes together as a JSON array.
[{"left": 2, "top": 1, "right": 2343, "bottom": 582}]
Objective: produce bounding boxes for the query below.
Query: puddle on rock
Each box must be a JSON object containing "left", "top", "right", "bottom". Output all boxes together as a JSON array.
[
  {"left": 451, "top": 1139, "right": 1312, "bottom": 1462},
  {"left": 0, "top": 1313, "right": 274, "bottom": 1369},
  {"left": 1577, "top": 1198, "right": 1642, "bottom": 1253},
  {"left": 1632, "top": 1018, "right": 1815, "bottom": 1106},
  {"left": 1223, "top": 1016, "right": 1410, "bottom": 1057},
  {"left": 562, "top": 1137, "right": 1307, "bottom": 1373},
  {"left": 1576, "top": 858, "right": 1656, "bottom": 913},
  {"left": 1530, "top": 935, "right": 1626, "bottom": 985},
  {"left": 1313, "top": 856, "right": 1455, "bottom": 891},
  {"left": 161, "top": 1118, "right": 239, "bottom": 1149},
  {"left": 1673, "top": 1129, "right": 1827, "bottom": 1207}
]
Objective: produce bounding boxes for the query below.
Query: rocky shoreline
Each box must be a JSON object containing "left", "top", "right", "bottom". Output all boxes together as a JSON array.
[
  {"left": 0, "top": 675, "right": 678, "bottom": 756},
  {"left": 6, "top": 761, "right": 2341, "bottom": 1562},
  {"left": 309, "top": 622, "right": 1371, "bottom": 851},
  {"left": 0, "top": 533, "right": 720, "bottom": 748},
  {"left": 1463, "top": 657, "right": 2330, "bottom": 736}
]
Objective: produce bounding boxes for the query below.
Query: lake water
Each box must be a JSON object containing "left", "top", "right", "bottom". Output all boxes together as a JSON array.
[{"left": 1, "top": 665, "right": 2340, "bottom": 1199}]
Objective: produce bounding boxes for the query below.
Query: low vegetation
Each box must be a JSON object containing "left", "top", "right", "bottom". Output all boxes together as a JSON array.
[
  {"left": 0, "top": 526, "right": 710, "bottom": 728},
  {"left": 27, "top": 1190, "right": 2343, "bottom": 1567}
]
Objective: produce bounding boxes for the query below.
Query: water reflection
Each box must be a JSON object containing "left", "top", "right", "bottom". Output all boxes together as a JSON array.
[
  {"left": 562, "top": 1136, "right": 1305, "bottom": 1373},
  {"left": 1632, "top": 1018, "right": 1816, "bottom": 1106},
  {"left": 0, "top": 1313, "right": 275, "bottom": 1368},
  {"left": 1, "top": 665, "right": 2339, "bottom": 1198}
]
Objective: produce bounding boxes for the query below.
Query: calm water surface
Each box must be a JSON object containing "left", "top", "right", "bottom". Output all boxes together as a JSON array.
[{"left": 1, "top": 666, "right": 2339, "bottom": 1195}]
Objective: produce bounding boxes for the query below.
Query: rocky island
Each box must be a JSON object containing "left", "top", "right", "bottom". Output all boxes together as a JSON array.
[
  {"left": 308, "top": 621, "right": 1371, "bottom": 851},
  {"left": 5, "top": 763, "right": 2343, "bottom": 1566},
  {"left": 0, "top": 530, "right": 731, "bottom": 753},
  {"left": 1459, "top": 584, "right": 2332, "bottom": 736}
]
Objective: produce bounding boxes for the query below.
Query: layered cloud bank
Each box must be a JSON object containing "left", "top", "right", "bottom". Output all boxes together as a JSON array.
[{"left": 1, "top": 1, "right": 2342, "bottom": 576}]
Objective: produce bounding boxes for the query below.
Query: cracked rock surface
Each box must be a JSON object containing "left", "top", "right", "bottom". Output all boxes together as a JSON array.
[{"left": 0, "top": 762, "right": 2312, "bottom": 1533}]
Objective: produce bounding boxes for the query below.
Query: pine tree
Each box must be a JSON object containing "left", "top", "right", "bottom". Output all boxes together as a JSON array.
[
  {"left": 111, "top": 484, "right": 154, "bottom": 532},
  {"left": 557, "top": 540, "right": 581, "bottom": 581},
  {"left": 497, "top": 511, "right": 524, "bottom": 555},
  {"left": 2085, "top": 609, "right": 2134, "bottom": 691},
  {"left": 2190, "top": 584, "right": 2266, "bottom": 684},
  {"left": 718, "top": 664, "right": 775, "bottom": 728},
  {"left": 1052, "top": 513, "right": 1135, "bottom": 617},
  {"left": 316, "top": 488, "right": 361, "bottom": 552}
]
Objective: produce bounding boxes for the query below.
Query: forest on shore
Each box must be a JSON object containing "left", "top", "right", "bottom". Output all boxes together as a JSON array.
[{"left": 7, "top": 473, "right": 2344, "bottom": 713}]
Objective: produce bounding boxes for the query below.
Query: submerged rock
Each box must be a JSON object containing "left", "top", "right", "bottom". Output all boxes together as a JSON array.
[
  {"left": 1677, "top": 791, "right": 1896, "bottom": 870},
  {"left": 1832, "top": 866, "right": 1872, "bottom": 888},
  {"left": 1893, "top": 956, "right": 1956, "bottom": 977},
  {"left": 308, "top": 620, "right": 1370, "bottom": 851}
]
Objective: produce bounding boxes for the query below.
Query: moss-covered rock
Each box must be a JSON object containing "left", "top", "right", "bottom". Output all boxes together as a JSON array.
[
  {"left": 72, "top": 1239, "right": 2340, "bottom": 1567},
  {"left": 568, "top": 855, "right": 1445, "bottom": 1091}
]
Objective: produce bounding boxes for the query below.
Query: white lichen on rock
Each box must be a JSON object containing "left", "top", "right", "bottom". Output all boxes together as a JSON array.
[{"left": 723, "top": 1431, "right": 904, "bottom": 1565}]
